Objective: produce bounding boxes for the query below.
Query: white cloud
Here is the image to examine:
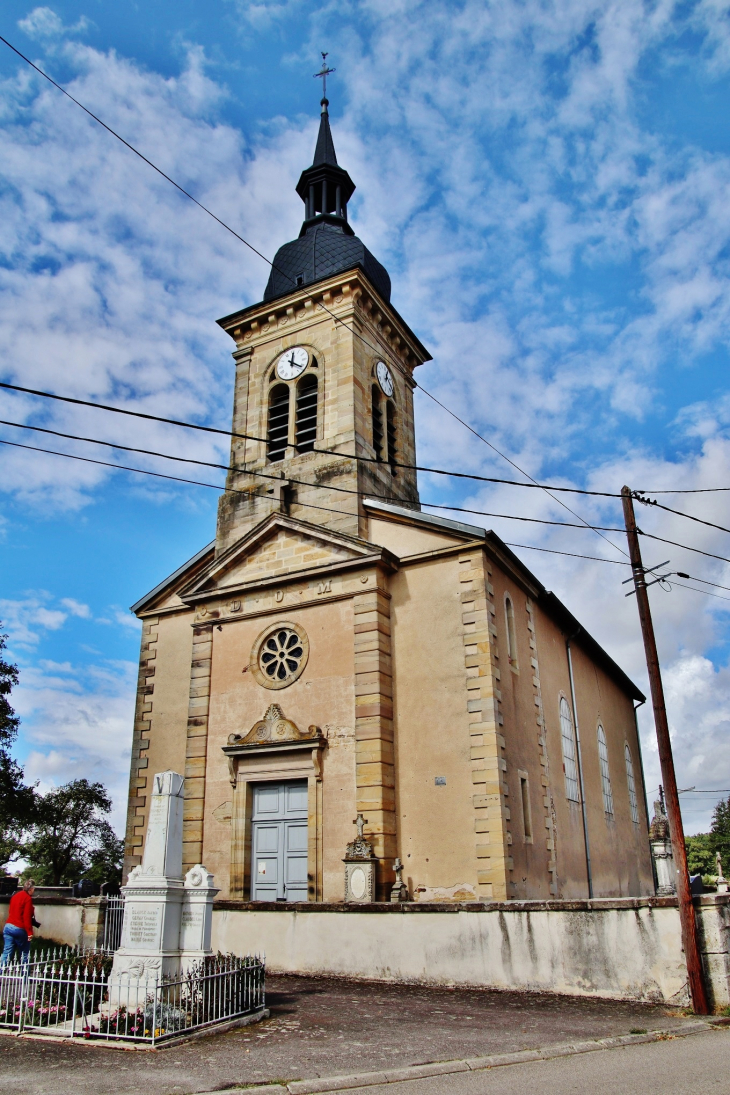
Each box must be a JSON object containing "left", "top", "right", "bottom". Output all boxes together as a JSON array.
[
  {"left": 0, "top": 594, "right": 68, "bottom": 647},
  {"left": 18, "top": 6, "right": 91, "bottom": 41},
  {"left": 17, "top": 658, "right": 137, "bottom": 833},
  {"left": 60, "top": 597, "right": 91, "bottom": 618}
]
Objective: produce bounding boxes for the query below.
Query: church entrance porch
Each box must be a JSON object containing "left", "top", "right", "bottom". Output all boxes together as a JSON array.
[{"left": 251, "top": 780, "right": 308, "bottom": 901}]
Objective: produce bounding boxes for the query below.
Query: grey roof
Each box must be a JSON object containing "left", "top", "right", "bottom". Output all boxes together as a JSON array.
[
  {"left": 263, "top": 222, "right": 391, "bottom": 304},
  {"left": 313, "top": 105, "right": 337, "bottom": 166}
]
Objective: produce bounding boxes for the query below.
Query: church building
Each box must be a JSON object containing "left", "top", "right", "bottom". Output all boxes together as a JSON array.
[{"left": 123, "top": 93, "right": 654, "bottom": 904}]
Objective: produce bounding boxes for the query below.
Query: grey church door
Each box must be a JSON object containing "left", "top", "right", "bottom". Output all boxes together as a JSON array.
[{"left": 251, "top": 781, "right": 308, "bottom": 901}]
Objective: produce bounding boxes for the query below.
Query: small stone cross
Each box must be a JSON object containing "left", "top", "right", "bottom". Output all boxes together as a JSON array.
[
  {"left": 354, "top": 813, "right": 367, "bottom": 841},
  {"left": 393, "top": 857, "right": 404, "bottom": 885}
]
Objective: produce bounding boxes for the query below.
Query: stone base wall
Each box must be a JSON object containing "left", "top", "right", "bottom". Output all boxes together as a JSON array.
[
  {"left": 0, "top": 896, "right": 108, "bottom": 951},
  {"left": 212, "top": 895, "right": 730, "bottom": 1009},
  {"left": 4, "top": 894, "right": 729, "bottom": 1010}
]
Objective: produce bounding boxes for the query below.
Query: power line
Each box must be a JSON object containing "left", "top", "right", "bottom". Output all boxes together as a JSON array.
[
  {"left": 0, "top": 35, "right": 276, "bottom": 276},
  {"left": 0, "top": 34, "right": 634, "bottom": 560},
  {"left": 0, "top": 381, "right": 622, "bottom": 497},
  {"left": 0, "top": 425, "right": 625, "bottom": 534},
  {"left": 2, "top": 38, "right": 727, "bottom": 574},
  {"left": 676, "top": 573, "right": 730, "bottom": 594},
  {"left": 417, "top": 384, "right": 630, "bottom": 561},
  {"left": 503, "top": 543, "right": 629, "bottom": 566},
  {"left": 5, "top": 431, "right": 730, "bottom": 577},
  {"left": 634, "top": 493, "right": 730, "bottom": 536}
]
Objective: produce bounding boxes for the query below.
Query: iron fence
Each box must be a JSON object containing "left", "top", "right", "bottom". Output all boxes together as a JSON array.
[
  {"left": 0, "top": 952, "right": 265, "bottom": 1044},
  {"left": 102, "top": 895, "right": 125, "bottom": 952}
]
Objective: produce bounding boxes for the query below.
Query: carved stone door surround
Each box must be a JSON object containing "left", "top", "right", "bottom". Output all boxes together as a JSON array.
[{"left": 222, "top": 704, "right": 326, "bottom": 901}]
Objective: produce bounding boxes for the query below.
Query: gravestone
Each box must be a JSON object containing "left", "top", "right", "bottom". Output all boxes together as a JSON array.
[
  {"left": 343, "top": 813, "right": 377, "bottom": 903},
  {"left": 649, "top": 792, "right": 675, "bottom": 896},
  {"left": 112, "top": 771, "right": 218, "bottom": 981}
]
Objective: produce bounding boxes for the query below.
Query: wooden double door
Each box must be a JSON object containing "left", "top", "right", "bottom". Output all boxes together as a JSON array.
[{"left": 250, "top": 780, "right": 308, "bottom": 901}]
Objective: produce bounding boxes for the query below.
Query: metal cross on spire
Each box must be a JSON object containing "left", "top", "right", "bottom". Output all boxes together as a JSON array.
[{"left": 314, "top": 52, "right": 335, "bottom": 102}]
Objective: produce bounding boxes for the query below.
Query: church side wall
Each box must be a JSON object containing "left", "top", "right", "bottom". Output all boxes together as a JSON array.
[
  {"left": 390, "top": 553, "right": 493, "bottom": 902},
  {"left": 123, "top": 609, "right": 193, "bottom": 878},
  {"left": 489, "top": 569, "right": 556, "bottom": 901},
  {"left": 532, "top": 605, "right": 654, "bottom": 898}
]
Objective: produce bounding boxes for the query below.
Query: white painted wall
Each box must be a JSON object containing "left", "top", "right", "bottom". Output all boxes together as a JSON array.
[{"left": 212, "top": 897, "right": 730, "bottom": 1008}]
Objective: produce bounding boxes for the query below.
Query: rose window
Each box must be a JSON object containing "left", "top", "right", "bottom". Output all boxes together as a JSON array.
[{"left": 260, "top": 629, "right": 304, "bottom": 682}]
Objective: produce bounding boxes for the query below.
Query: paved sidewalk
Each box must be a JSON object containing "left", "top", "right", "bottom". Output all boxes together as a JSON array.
[{"left": 0, "top": 974, "right": 708, "bottom": 1095}]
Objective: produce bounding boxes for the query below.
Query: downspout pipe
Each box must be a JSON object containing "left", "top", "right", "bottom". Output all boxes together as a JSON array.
[
  {"left": 633, "top": 698, "right": 650, "bottom": 832},
  {"left": 566, "top": 629, "right": 593, "bottom": 899}
]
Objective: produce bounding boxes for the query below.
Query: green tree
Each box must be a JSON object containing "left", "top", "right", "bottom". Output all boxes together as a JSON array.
[
  {"left": 710, "top": 796, "right": 730, "bottom": 871},
  {"left": 685, "top": 833, "right": 714, "bottom": 877},
  {"left": 24, "top": 779, "right": 114, "bottom": 885},
  {"left": 85, "top": 821, "right": 124, "bottom": 886},
  {"left": 0, "top": 626, "right": 35, "bottom": 871}
]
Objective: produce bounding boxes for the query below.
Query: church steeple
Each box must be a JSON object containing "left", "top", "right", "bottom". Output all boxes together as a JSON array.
[
  {"left": 262, "top": 66, "right": 391, "bottom": 305},
  {"left": 295, "top": 97, "right": 356, "bottom": 236}
]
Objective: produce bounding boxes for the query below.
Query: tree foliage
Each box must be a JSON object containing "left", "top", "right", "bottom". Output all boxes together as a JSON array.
[
  {"left": 23, "top": 779, "right": 115, "bottom": 886},
  {"left": 710, "top": 796, "right": 730, "bottom": 871},
  {"left": 685, "top": 833, "right": 714, "bottom": 877},
  {"left": 0, "top": 626, "right": 35, "bottom": 871}
]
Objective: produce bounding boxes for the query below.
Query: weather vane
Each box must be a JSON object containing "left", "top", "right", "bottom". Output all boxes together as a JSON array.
[{"left": 314, "top": 52, "right": 335, "bottom": 102}]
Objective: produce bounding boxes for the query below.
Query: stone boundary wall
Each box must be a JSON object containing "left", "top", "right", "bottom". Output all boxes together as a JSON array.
[
  {"left": 4, "top": 894, "right": 729, "bottom": 1009},
  {"left": 0, "top": 896, "right": 107, "bottom": 952},
  {"left": 212, "top": 895, "right": 730, "bottom": 1009}
]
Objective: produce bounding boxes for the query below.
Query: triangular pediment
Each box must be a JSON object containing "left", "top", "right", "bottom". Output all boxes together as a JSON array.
[{"left": 182, "top": 514, "right": 380, "bottom": 601}]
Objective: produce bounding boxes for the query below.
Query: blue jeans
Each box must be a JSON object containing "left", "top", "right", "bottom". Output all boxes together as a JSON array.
[{"left": 1, "top": 924, "right": 30, "bottom": 966}]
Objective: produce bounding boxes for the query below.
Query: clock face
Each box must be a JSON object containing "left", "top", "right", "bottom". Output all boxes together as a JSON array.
[
  {"left": 376, "top": 361, "right": 394, "bottom": 398},
  {"left": 276, "top": 346, "right": 309, "bottom": 381}
]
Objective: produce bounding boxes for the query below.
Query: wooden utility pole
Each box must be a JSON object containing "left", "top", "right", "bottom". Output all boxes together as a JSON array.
[{"left": 621, "top": 486, "right": 709, "bottom": 1013}]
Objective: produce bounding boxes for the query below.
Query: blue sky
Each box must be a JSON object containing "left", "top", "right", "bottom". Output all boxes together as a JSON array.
[{"left": 1, "top": 0, "right": 730, "bottom": 837}]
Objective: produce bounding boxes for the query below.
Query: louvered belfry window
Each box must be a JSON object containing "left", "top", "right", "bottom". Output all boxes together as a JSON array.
[
  {"left": 372, "top": 386, "right": 384, "bottom": 459},
  {"left": 386, "top": 400, "right": 396, "bottom": 471},
  {"left": 295, "top": 374, "right": 318, "bottom": 452},
  {"left": 267, "top": 384, "right": 290, "bottom": 462}
]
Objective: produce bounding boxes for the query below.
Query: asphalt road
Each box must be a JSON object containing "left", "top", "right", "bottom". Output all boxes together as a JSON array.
[
  {"left": 0, "top": 975, "right": 715, "bottom": 1095},
  {"left": 337, "top": 1028, "right": 730, "bottom": 1095}
]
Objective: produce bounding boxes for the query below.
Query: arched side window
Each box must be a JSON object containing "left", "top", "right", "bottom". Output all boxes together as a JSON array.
[
  {"left": 295, "top": 374, "right": 318, "bottom": 452},
  {"left": 372, "top": 385, "right": 384, "bottom": 459},
  {"left": 625, "top": 743, "right": 640, "bottom": 824},
  {"left": 560, "top": 696, "right": 579, "bottom": 802},
  {"left": 267, "top": 384, "right": 290, "bottom": 462},
  {"left": 386, "top": 400, "right": 397, "bottom": 472},
  {"left": 597, "top": 725, "right": 614, "bottom": 817},
  {"left": 505, "top": 596, "right": 518, "bottom": 669}
]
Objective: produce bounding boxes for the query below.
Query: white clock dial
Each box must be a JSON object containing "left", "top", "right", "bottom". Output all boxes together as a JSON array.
[
  {"left": 376, "top": 361, "right": 394, "bottom": 398},
  {"left": 276, "top": 346, "right": 309, "bottom": 380}
]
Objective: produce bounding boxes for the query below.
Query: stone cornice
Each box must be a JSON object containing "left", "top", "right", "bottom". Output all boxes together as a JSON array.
[{"left": 216, "top": 268, "right": 431, "bottom": 375}]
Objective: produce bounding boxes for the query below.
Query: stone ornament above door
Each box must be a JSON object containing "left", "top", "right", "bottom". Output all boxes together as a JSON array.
[
  {"left": 223, "top": 703, "right": 326, "bottom": 785},
  {"left": 249, "top": 620, "right": 309, "bottom": 689}
]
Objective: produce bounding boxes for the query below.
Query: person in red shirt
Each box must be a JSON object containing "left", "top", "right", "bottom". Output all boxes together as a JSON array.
[{"left": 1, "top": 879, "right": 38, "bottom": 965}]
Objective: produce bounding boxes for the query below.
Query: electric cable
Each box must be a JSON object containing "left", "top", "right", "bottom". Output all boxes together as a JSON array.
[
  {"left": 4, "top": 432, "right": 730, "bottom": 573},
  {"left": 0, "top": 34, "right": 632, "bottom": 560},
  {"left": 417, "top": 384, "right": 630, "bottom": 560},
  {"left": 2, "top": 37, "right": 728, "bottom": 575},
  {"left": 0, "top": 382, "right": 622, "bottom": 497},
  {"left": 634, "top": 493, "right": 730, "bottom": 536},
  {"left": 0, "top": 424, "right": 629, "bottom": 534}
]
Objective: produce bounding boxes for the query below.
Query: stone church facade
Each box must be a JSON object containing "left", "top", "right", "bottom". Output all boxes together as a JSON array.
[{"left": 123, "top": 96, "right": 654, "bottom": 904}]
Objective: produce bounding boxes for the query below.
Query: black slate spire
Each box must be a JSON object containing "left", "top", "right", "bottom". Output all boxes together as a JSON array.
[
  {"left": 313, "top": 98, "right": 338, "bottom": 166},
  {"left": 262, "top": 81, "right": 391, "bottom": 305},
  {"left": 295, "top": 97, "right": 356, "bottom": 234}
]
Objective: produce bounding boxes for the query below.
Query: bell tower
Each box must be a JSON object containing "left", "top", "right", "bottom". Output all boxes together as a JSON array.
[{"left": 215, "top": 91, "right": 431, "bottom": 555}]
